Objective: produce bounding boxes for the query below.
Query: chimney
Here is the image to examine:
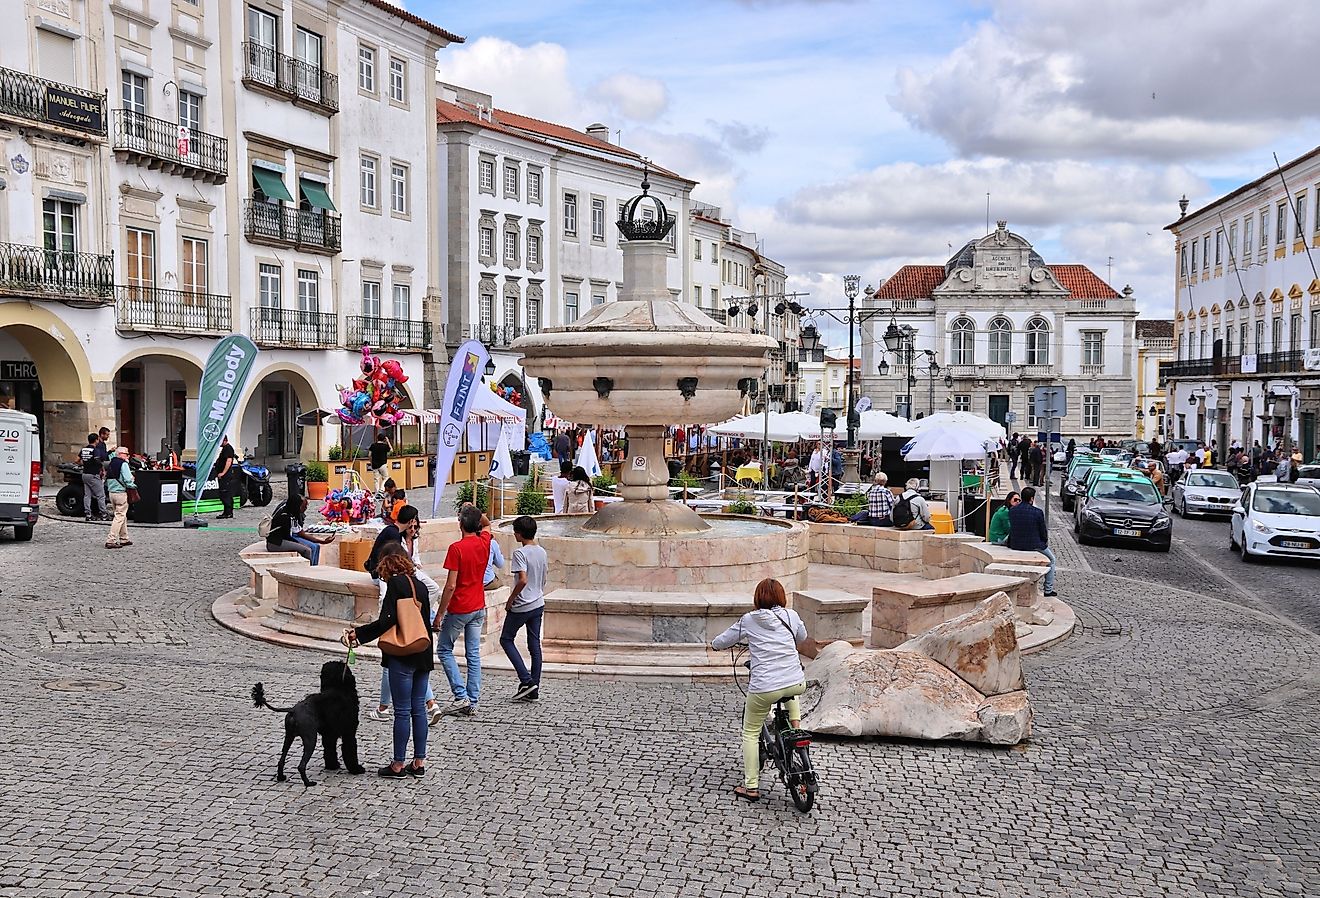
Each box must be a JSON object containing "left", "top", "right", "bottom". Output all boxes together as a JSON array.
[{"left": 585, "top": 122, "right": 610, "bottom": 142}]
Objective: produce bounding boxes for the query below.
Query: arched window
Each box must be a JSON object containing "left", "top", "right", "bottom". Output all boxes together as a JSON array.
[
  {"left": 1025, "top": 317, "right": 1050, "bottom": 365},
  {"left": 951, "top": 316, "right": 975, "bottom": 366},
  {"left": 988, "top": 316, "right": 1012, "bottom": 365}
]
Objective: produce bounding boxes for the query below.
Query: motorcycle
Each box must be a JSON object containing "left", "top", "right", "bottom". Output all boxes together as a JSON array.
[{"left": 179, "top": 456, "right": 273, "bottom": 508}]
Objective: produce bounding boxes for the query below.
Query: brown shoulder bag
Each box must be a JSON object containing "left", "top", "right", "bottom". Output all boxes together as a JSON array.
[{"left": 378, "top": 576, "right": 430, "bottom": 656}]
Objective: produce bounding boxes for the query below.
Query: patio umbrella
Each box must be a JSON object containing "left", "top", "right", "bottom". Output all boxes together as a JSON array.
[
  {"left": 856, "top": 409, "right": 917, "bottom": 439},
  {"left": 902, "top": 425, "right": 1000, "bottom": 532},
  {"left": 708, "top": 411, "right": 822, "bottom": 442},
  {"left": 576, "top": 429, "right": 602, "bottom": 478},
  {"left": 910, "top": 411, "right": 1007, "bottom": 447}
]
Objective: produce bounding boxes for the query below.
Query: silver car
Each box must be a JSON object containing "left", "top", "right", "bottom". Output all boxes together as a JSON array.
[{"left": 1171, "top": 469, "right": 1241, "bottom": 517}]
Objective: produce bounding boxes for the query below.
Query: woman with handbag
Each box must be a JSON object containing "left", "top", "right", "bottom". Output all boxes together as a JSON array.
[
  {"left": 344, "top": 549, "right": 434, "bottom": 778},
  {"left": 104, "top": 445, "right": 137, "bottom": 550}
]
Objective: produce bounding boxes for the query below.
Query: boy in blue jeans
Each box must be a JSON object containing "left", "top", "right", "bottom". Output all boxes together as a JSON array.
[{"left": 501, "top": 516, "right": 548, "bottom": 702}]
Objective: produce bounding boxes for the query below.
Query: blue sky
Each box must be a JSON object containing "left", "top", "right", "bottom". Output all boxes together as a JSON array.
[{"left": 411, "top": 0, "right": 1320, "bottom": 339}]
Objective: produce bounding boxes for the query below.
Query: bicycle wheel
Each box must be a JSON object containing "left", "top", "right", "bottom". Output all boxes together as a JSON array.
[{"left": 786, "top": 748, "right": 816, "bottom": 813}]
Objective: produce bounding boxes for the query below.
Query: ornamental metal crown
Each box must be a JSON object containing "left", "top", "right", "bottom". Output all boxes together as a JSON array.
[{"left": 616, "top": 166, "right": 674, "bottom": 242}]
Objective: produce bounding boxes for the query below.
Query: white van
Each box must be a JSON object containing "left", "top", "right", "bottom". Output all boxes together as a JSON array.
[{"left": 0, "top": 409, "right": 40, "bottom": 541}]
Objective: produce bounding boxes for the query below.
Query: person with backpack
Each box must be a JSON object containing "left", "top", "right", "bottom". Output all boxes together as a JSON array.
[{"left": 892, "top": 478, "right": 931, "bottom": 530}]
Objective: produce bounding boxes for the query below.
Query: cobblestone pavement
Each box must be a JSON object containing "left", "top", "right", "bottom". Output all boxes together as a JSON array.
[{"left": 2, "top": 497, "right": 1319, "bottom": 898}]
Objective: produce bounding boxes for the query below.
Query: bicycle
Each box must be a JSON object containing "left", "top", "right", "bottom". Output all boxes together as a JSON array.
[{"left": 732, "top": 647, "right": 819, "bottom": 813}]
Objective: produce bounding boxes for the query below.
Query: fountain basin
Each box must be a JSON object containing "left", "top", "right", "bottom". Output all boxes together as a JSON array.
[{"left": 494, "top": 514, "right": 809, "bottom": 595}]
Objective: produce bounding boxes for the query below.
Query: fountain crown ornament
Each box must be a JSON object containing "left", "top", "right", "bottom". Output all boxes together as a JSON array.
[{"left": 616, "top": 163, "right": 674, "bottom": 242}]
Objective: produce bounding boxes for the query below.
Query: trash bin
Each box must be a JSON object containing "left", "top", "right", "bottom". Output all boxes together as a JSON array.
[
  {"left": 512, "top": 450, "right": 530, "bottom": 476},
  {"left": 667, "top": 459, "right": 682, "bottom": 479},
  {"left": 286, "top": 463, "right": 307, "bottom": 502}
]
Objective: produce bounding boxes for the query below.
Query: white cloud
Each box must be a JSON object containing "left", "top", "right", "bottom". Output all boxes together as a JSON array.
[
  {"left": 588, "top": 73, "right": 669, "bottom": 122},
  {"left": 438, "top": 37, "right": 586, "bottom": 124},
  {"left": 890, "top": 0, "right": 1318, "bottom": 162}
]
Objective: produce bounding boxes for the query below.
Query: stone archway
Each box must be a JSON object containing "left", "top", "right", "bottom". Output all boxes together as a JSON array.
[
  {"left": 0, "top": 306, "right": 101, "bottom": 475},
  {"left": 499, "top": 371, "right": 535, "bottom": 416},
  {"left": 109, "top": 348, "right": 205, "bottom": 456},
  {"left": 234, "top": 363, "right": 322, "bottom": 466}
]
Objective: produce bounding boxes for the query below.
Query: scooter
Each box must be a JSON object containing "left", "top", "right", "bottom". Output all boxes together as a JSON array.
[{"left": 179, "top": 456, "right": 273, "bottom": 508}]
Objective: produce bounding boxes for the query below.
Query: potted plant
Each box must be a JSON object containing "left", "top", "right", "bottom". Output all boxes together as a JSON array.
[
  {"left": 453, "top": 480, "right": 489, "bottom": 513},
  {"left": 725, "top": 491, "right": 758, "bottom": 516},
  {"left": 590, "top": 472, "right": 617, "bottom": 511},
  {"left": 305, "top": 461, "right": 330, "bottom": 500},
  {"left": 327, "top": 444, "right": 343, "bottom": 461},
  {"left": 833, "top": 493, "right": 864, "bottom": 520}
]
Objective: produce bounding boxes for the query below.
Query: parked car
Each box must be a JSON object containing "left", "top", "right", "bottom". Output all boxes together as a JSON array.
[
  {"left": 1230, "top": 482, "right": 1320, "bottom": 562},
  {"left": 1295, "top": 465, "right": 1320, "bottom": 491},
  {"left": 1074, "top": 469, "right": 1172, "bottom": 550},
  {"left": 1170, "top": 469, "right": 1240, "bottom": 517},
  {"left": 1167, "top": 438, "right": 1201, "bottom": 456},
  {"left": 1060, "top": 457, "right": 1122, "bottom": 512},
  {"left": 1119, "top": 439, "right": 1152, "bottom": 457}
]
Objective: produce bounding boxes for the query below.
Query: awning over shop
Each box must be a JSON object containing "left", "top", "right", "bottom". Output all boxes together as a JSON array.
[
  {"left": 252, "top": 166, "right": 294, "bottom": 202},
  {"left": 299, "top": 178, "right": 336, "bottom": 211}
]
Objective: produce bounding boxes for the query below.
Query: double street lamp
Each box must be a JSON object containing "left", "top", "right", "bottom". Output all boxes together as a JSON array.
[{"left": 877, "top": 320, "right": 951, "bottom": 419}]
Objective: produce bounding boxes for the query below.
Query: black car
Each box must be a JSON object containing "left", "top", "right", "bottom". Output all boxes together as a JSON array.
[
  {"left": 1074, "top": 470, "right": 1172, "bottom": 551},
  {"left": 1060, "top": 457, "right": 1103, "bottom": 511}
]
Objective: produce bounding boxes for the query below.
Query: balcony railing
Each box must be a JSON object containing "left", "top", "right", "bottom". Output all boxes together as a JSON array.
[
  {"left": 112, "top": 109, "right": 227, "bottom": 182},
  {"left": 947, "top": 363, "right": 1054, "bottom": 380},
  {"left": 1161, "top": 352, "right": 1310, "bottom": 382},
  {"left": 116, "top": 285, "right": 231, "bottom": 335},
  {"left": 465, "top": 324, "right": 529, "bottom": 347},
  {"left": 0, "top": 242, "right": 113, "bottom": 304},
  {"left": 249, "top": 308, "right": 338, "bottom": 348},
  {"left": 243, "top": 200, "right": 341, "bottom": 253},
  {"left": 241, "top": 42, "right": 339, "bottom": 114},
  {"left": 346, "top": 316, "right": 432, "bottom": 352},
  {"left": 0, "top": 66, "right": 106, "bottom": 137}
]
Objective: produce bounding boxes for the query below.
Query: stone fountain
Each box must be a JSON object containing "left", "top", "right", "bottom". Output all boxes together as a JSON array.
[{"left": 500, "top": 178, "right": 811, "bottom": 669}]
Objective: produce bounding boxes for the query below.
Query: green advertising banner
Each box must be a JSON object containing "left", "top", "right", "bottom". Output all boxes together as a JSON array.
[{"left": 192, "top": 335, "right": 259, "bottom": 498}]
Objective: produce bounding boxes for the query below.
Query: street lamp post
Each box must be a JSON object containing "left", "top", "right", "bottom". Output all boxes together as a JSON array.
[{"left": 843, "top": 275, "right": 861, "bottom": 448}]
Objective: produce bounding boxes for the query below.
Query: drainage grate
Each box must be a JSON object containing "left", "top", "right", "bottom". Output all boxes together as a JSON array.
[{"left": 42, "top": 678, "right": 126, "bottom": 693}]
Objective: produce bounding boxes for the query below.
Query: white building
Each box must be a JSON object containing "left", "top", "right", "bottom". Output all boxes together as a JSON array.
[
  {"left": 1135, "top": 320, "right": 1173, "bottom": 441},
  {"left": 858, "top": 222, "right": 1137, "bottom": 437},
  {"left": 1163, "top": 144, "right": 1320, "bottom": 459},
  {"left": 0, "top": 0, "right": 456, "bottom": 472},
  {"left": 436, "top": 84, "right": 696, "bottom": 423}
]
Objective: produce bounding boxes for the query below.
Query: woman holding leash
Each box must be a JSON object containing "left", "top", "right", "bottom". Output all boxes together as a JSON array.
[
  {"left": 344, "top": 548, "right": 434, "bottom": 778},
  {"left": 710, "top": 578, "right": 831, "bottom": 803}
]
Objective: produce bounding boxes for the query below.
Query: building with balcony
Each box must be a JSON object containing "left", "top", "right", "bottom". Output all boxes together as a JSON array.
[
  {"left": 858, "top": 222, "right": 1138, "bottom": 438},
  {"left": 0, "top": 0, "right": 456, "bottom": 473},
  {"left": 436, "top": 83, "right": 695, "bottom": 423},
  {"left": 1164, "top": 144, "right": 1320, "bottom": 459}
]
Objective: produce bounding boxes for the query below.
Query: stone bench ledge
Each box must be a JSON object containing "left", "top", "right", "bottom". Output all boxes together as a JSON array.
[
  {"left": 546, "top": 589, "right": 751, "bottom": 616},
  {"left": 962, "top": 542, "right": 1051, "bottom": 568},
  {"left": 239, "top": 542, "right": 304, "bottom": 563},
  {"left": 793, "top": 588, "right": 869, "bottom": 612},
  {"left": 872, "top": 572, "right": 1027, "bottom": 605},
  {"left": 271, "top": 565, "right": 377, "bottom": 597}
]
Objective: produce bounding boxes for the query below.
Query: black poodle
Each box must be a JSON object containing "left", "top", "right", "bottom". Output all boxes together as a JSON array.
[{"left": 252, "top": 660, "right": 366, "bottom": 787}]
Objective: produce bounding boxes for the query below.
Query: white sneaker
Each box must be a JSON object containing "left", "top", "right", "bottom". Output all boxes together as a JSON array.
[
  {"left": 441, "top": 698, "right": 471, "bottom": 717},
  {"left": 427, "top": 703, "right": 442, "bottom": 726},
  {"left": 365, "top": 707, "right": 391, "bottom": 721}
]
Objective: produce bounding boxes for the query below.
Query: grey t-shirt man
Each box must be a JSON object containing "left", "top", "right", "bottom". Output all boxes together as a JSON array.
[{"left": 509, "top": 544, "right": 548, "bottom": 613}]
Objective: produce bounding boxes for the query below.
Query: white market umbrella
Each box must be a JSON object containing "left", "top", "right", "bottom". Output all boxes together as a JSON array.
[
  {"left": 901, "top": 425, "right": 999, "bottom": 461},
  {"left": 856, "top": 409, "right": 917, "bottom": 439},
  {"left": 911, "top": 411, "right": 1006, "bottom": 446},
  {"left": 708, "top": 411, "right": 821, "bottom": 442}
]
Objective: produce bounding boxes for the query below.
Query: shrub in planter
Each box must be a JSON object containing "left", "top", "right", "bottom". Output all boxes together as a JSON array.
[
  {"left": 327, "top": 445, "right": 343, "bottom": 461},
  {"left": 515, "top": 480, "right": 547, "bottom": 516},
  {"left": 454, "top": 481, "right": 489, "bottom": 513},
  {"left": 591, "top": 473, "right": 617, "bottom": 493},
  {"left": 305, "top": 461, "right": 329, "bottom": 482},
  {"left": 725, "top": 492, "right": 757, "bottom": 515},
  {"left": 833, "top": 494, "right": 865, "bottom": 518}
]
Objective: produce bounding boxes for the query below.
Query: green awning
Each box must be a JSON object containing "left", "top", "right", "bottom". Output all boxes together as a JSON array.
[
  {"left": 299, "top": 179, "right": 336, "bottom": 212},
  {"left": 252, "top": 166, "right": 293, "bottom": 202}
]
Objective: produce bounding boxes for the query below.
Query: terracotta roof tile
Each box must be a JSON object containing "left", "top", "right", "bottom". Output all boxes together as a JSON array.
[
  {"left": 359, "top": 0, "right": 464, "bottom": 42},
  {"left": 873, "top": 265, "right": 946, "bottom": 299},
  {"left": 1047, "top": 264, "right": 1121, "bottom": 299},
  {"left": 1136, "top": 319, "right": 1174, "bottom": 338}
]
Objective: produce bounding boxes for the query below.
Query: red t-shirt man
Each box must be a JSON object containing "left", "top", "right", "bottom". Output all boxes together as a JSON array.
[{"left": 443, "top": 530, "right": 492, "bottom": 615}]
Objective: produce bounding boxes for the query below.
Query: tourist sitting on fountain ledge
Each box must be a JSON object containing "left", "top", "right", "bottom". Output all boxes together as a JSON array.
[
  {"left": 893, "top": 479, "right": 933, "bottom": 530},
  {"left": 849, "top": 472, "right": 894, "bottom": 527}
]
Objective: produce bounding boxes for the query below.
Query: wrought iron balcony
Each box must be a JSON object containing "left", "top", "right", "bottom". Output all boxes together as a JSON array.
[
  {"left": 116, "top": 285, "right": 232, "bottom": 335},
  {"left": 249, "top": 308, "right": 339, "bottom": 348},
  {"left": 243, "top": 200, "right": 341, "bottom": 254},
  {"left": 0, "top": 242, "right": 113, "bottom": 304},
  {"left": 241, "top": 42, "right": 339, "bottom": 114},
  {"left": 346, "top": 316, "right": 432, "bottom": 352},
  {"left": 466, "top": 323, "right": 526, "bottom": 347},
  {"left": 0, "top": 66, "right": 106, "bottom": 137},
  {"left": 112, "top": 110, "right": 227, "bottom": 182}
]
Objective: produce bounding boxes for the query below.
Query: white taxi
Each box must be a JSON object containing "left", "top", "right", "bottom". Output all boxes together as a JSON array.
[{"left": 1230, "top": 483, "right": 1320, "bottom": 562}]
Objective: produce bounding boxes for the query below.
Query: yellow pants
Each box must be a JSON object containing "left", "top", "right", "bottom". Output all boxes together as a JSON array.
[{"left": 741, "top": 682, "right": 805, "bottom": 789}]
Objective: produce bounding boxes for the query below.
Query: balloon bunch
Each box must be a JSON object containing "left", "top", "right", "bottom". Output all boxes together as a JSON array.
[
  {"left": 489, "top": 379, "right": 522, "bottom": 407},
  {"left": 320, "top": 487, "right": 375, "bottom": 524},
  {"left": 336, "top": 344, "right": 410, "bottom": 425}
]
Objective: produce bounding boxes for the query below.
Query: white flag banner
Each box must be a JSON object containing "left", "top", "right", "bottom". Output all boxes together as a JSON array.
[
  {"left": 488, "top": 424, "right": 515, "bottom": 481},
  {"left": 433, "top": 339, "right": 491, "bottom": 517},
  {"left": 576, "top": 429, "right": 602, "bottom": 478}
]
